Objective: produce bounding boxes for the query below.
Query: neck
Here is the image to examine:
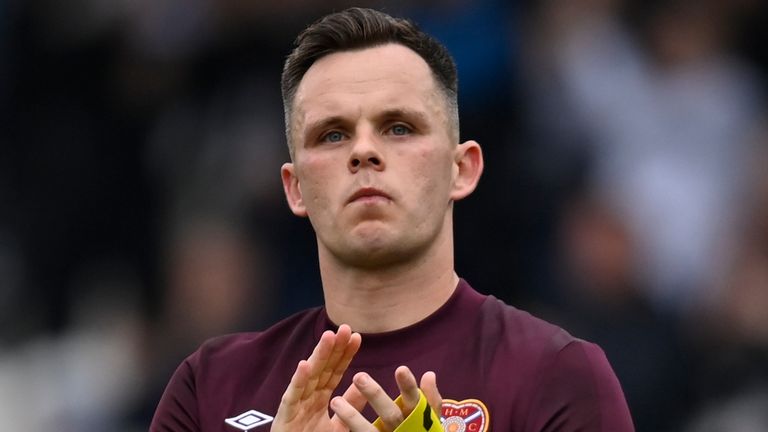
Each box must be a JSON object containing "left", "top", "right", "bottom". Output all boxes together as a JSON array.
[{"left": 319, "top": 224, "right": 458, "bottom": 333}]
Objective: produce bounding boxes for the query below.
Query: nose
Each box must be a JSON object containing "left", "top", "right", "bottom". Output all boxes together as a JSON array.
[{"left": 348, "top": 134, "right": 385, "bottom": 173}]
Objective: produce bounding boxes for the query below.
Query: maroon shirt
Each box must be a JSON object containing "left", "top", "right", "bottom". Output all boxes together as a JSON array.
[{"left": 151, "top": 280, "right": 634, "bottom": 431}]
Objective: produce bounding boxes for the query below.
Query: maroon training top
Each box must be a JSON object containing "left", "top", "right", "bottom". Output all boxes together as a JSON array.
[{"left": 151, "top": 279, "right": 634, "bottom": 431}]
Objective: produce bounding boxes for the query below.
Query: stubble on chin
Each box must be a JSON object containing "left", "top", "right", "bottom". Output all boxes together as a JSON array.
[{"left": 329, "top": 221, "right": 443, "bottom": 271}]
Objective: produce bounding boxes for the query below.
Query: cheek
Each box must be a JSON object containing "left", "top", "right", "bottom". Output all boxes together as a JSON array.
[
  {"left": 422, "top": 146, "right": 454, "bottom": 178},
  {"left": 409, "top": 147, "right": 453, "bottom": 201},
  {"left": 296, "top": 154, "right": 338, "bottom": 213}
]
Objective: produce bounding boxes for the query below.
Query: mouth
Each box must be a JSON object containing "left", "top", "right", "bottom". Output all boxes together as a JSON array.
[{"left": 347, "top": 187, "right": 392, "bottom": 204}]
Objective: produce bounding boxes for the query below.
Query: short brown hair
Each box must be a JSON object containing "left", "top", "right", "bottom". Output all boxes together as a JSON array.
[{"left": 281, "top": 7, "right": 459, "bottom": 156}]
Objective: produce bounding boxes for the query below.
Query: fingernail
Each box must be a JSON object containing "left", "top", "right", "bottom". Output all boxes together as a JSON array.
[{"left": 356, "top": 374, "right": 369, "bottom": 385}]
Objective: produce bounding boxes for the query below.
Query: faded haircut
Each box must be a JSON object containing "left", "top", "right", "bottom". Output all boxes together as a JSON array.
[{"left": 281, "top": 7, "right": 459, "bottom": 157}]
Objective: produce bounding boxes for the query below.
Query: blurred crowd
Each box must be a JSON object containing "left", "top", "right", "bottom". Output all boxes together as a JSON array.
[{"left": 1, "top": 0, "right": 767, "bottom": 430}]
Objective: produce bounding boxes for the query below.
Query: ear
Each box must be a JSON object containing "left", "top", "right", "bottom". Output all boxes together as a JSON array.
[
  {"left": 450, "top": 140, "right": 484, "bottom": 201},
  {"left": 281, "top": 162, "right": 308, "bottom": 217}
]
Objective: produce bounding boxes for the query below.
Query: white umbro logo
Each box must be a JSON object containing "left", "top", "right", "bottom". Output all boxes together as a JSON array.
[{"left": 225, "top": 410, "right": 274, "bottom": 430}]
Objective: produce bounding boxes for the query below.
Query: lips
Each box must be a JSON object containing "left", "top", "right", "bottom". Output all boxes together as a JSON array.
[{"left": 347, "top": 187, "right": 391, "bottom": 204}]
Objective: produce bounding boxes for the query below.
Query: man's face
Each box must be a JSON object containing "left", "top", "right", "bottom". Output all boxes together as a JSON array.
[{"left": 282, "top": 43, "right": 465, "bottom": 268}]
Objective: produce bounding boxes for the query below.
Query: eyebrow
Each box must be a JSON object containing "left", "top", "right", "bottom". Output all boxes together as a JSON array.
[
  {"left": 304, "top": 116, "right": 347, "bottom": 136},
  {"left": 374, "top": 108, "right": 429, "bottom": 125}
]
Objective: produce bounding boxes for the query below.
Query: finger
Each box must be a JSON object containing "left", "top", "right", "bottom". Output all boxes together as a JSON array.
[
  {"left": 275, "top": 360, "right": 311, "bottom": 422},
  {"left": 354, "top": 372, "right": 403, "bottom": 431},
  {"left": 342, "top": 381, "right": 368, "bottom": 413},
  {"left": 318, "top": 325, "right": 353, "bottom": 389},
  {"left": 330, "top": 381, "right": 368, "bottom": 428},
  {"left": 305, "top": 330, "right": 336, "bottom": 375},
  {"left": 420, "top": 371, "right": 443, "bottom": 414},
  {"left": 301, "top": 330, "right": 336, "bottom": 398},
  {"left": 326, "top": 331, "right": 362, "bottom": 391},
  {"left": 330, "top": 396, "right": 378, "bottom": 432},
  {"left": 394, "top": 366, "right": 420, "bottom": 416}
]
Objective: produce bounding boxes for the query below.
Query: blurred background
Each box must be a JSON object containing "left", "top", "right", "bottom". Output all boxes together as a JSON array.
[{"left": 1, "top": 0, "right": 767, "bottom": 430}]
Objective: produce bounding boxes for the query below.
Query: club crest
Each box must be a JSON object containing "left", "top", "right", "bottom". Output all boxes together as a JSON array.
[{"left": 441, "top": 399, "right": 489, "bottom": 432}]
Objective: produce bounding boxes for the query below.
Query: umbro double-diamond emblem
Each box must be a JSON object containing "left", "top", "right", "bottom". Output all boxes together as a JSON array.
[{"left": 225, "top": 410, "right": 274, "bottom": 430}]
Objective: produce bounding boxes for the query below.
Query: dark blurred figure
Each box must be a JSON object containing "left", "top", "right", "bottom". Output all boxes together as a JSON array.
[
  {"left": 540, "top": 194, "right": 688, "bottom": 432},
  {"left": 684, "top": 132, "right": 768, "bottom": 432},
  {"left": 1, "top": 0, "right": 159, "bottom": 343}
]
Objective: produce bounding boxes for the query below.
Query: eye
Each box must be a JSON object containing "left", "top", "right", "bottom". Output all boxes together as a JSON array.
[
  {"left": 321, "top": 130, "right": 346, "bottom": 143},
  {"left": 388, "top": 124, "right": 412, "bottom": 136}
]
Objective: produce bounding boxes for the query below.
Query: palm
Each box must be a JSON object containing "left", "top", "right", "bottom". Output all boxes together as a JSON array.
[
  {"left": 276, "top": 385, "right": 347, "bottom": 432},
  {"left": 271, "top": 325, "right": 362, "bottom": 432},
  {"left": 278, "top": 402, "right": 346, "bottom": 432}
]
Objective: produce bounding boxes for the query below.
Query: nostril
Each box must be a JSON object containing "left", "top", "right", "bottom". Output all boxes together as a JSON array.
[
  {"left": 369, "top": 157, "right": 380, "bottom": 165},
  {"left": 351, "top": 159, "right": 361, "bottom": 167}
]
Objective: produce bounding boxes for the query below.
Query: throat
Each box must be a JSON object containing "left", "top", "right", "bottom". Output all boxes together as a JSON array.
[{"left": 322, "top": 270, "right": 458, "bottom": 333}]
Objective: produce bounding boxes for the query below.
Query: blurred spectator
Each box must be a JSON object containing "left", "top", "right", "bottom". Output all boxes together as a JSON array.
[
  {"left": 685, "top": 391, "right": 768, "bottom": 432},
  {"left": 0, "top": 263, "right": 145, "bottom": 431},
  {"left": 125, "top": 220, "right": 276, "bottom": 429},
  {"left": 541, "top": 193, "right": 688, "bottom": 432},
  {"left": 684, "top": 135, "right": 768, "bottom": 431},
  {"left": 522, "top": 2, "right": 768, "bottom": 430},
  {"left": 524, "top": 0, "right": 764, "bottom": 313}
]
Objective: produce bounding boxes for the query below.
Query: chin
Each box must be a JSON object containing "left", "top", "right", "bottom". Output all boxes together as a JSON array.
[
  {"left": 340, "top": 249, "right": 412, "bottom": 269},
  {"left": 338, "top": 236, "right": 426, "bottom": 269}
]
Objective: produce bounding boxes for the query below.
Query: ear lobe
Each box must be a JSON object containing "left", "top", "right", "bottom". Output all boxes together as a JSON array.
[
  {"left": 281, "top": 162, "right": 308, "bottom": 217},
  {"left": 450, "top": 140, "right": 484, "bottom": 201}
]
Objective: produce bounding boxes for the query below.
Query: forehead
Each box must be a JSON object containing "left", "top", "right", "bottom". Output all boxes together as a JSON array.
[{"left": 292, "top": 43, "right": 444, "bottom": 131}]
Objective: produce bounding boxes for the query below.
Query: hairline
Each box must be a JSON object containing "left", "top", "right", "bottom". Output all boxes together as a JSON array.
[{"left": 283, "top": 42, "right": 460, "bottom": 159}]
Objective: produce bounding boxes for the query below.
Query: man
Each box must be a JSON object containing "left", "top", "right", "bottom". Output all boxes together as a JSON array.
[{"left": 151, "top": 7, "right": 634, "bottom": 432}]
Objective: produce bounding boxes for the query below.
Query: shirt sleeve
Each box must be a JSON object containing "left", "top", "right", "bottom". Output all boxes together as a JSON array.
[
  {"left": 527, "top": 340, "right": 635, "bottom": 432},
  {"left": 150, "top": 357, "right": 200, "bottom": 432}
]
